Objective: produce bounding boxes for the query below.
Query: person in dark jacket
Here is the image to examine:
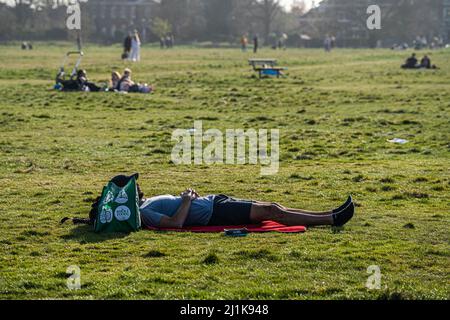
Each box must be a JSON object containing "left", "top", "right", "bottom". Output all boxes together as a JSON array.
[
  {"left": 401, "top": 53, "right": 419, "bottom": 69},
  {"left": 76, "top": 70, "right": 102, "bottom": 92},
  {"left": 123, "top": 33, "right": 132, "bottom": 60},
  {"left": 419, "top": 55, "right": 438, "bottom": 69}
]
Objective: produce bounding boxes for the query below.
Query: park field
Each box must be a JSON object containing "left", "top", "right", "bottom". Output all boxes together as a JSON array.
[{"left": 0, "top": 44, "right": 449, "bottom": 299}]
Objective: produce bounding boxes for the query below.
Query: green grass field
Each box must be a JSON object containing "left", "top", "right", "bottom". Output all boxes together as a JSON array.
[{"left": 0, "top": 44, "right": 449, "bottom": 299}]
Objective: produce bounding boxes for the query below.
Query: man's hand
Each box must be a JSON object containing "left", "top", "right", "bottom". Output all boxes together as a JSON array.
[{"left": 180, "top": 188, "right": 199, "bottom": 201}]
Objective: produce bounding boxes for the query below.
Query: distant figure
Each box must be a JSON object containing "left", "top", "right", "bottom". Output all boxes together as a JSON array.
[
  {"left": 253, "top": 35, "right": 259, "bottom": 53},
  {"left": 414, "top": 35, "right": 428, "bottom": 50},
  {"left": 324, "top": 35, "right": 331, "bottom": 52},
  {"left": 165, "top": 35, "right": 172, "bottom": 48},
  {"left": 272, "top": 41, "right": 277, "bottom": 50},
  {"left": 241, "top": 35, "right": 248, "bottom": 52},
  {"left": 401, "top": 53, "right": 419, "bottom": 69},
  {"left": 130, "top": 30, "right": 141, "bottom": 62},
  {"left": 160, "top": 37, "right": 165, "bottom": 49},
  {"left": 421, "top": 36, "right": 428, "bottom": 48},
  {"left": 164, "top": 36, "right": 169, "bottom": 48},
  {"left": 123, "top": 33, "right": 132, "bottom": 60},
  {"left": 330, "top": 36, "right": 336, "bottom": 49},
  {"left": 280, "top": 33, "right": 288, "bottom": 50},
  {"left": 391, "top": 43, "right": 408, "bottom": 51},
  {"left": 171, "top": 34, "right": 175, "bottom": 48},
  {"left": 420, "top": 55, "right": 438, "bottom": 69},
  {"left": 21, "top": 42, "right": 32, "bottom": 50}
]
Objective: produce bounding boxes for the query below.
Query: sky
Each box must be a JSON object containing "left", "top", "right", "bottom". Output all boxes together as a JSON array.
[
  {"left": 280, "top": 0, "right": 323, "bottom": 11},
  {"left": 3, "top": 0, "right": 323, "bottom": 10}
]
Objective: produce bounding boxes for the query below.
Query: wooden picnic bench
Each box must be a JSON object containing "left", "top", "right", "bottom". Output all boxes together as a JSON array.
[{"left": 248, "top": 58, "right": 277, "bottom": 69}]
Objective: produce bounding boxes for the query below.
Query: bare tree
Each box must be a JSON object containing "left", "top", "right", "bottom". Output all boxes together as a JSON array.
[{"left": 256, "top": 0, "right": 281, "bottom": 41}]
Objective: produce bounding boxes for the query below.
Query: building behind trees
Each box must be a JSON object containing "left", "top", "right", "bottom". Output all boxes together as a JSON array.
[{"left": 298, "top": 0, "right": 449, "bottom": 48}]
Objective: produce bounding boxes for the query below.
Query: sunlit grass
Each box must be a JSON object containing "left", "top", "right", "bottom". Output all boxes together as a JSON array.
[{"left": 0, "top": 44, "right": 449, "bottom": 299}]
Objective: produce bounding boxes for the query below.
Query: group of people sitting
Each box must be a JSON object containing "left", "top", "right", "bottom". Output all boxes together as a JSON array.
[
  {"left": 56, "top": 68, "right": 153, "bottom": 94},
  {"left": 108, "top": 68, "right": 153, "bottom": 93},
  {"left": 401, "top": 53, "right": 438, "bottom": 69}
]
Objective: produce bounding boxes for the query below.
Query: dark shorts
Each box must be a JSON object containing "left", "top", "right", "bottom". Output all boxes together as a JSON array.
[{"left": 207, "top": 194, "right": 254, "bottom": 226}]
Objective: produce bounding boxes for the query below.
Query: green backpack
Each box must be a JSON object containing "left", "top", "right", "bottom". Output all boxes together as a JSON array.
[{"left": 94, "top": 177, "right": 141, "bottom": 233}]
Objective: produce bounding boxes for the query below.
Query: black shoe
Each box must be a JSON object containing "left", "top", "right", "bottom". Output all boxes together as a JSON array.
[
  {"left": 332, "top": 195, "right": 353, "bottom": 214},
  {"left": 332, "top": 202, "right": 355, "bottom": 227}
]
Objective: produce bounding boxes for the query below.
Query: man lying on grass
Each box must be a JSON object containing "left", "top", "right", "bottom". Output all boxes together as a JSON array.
[{"left": 82, "top": 174, "right": 355, "bottom": 229}]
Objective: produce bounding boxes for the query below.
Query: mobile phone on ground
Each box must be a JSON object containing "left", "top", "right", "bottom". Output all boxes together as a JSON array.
[{"left": 224, "top": 228, "right": 249, "bottom": 237}]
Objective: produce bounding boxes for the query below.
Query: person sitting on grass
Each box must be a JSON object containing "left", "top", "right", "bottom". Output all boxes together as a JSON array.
[
  {"left": 110, "top": 71, "right": 122, "bottom": 91},
  {"left": 401, "top": 53, "right": 419, "bottom": 69},
  {"left": 117, "top": 68, "right": 135, "bottom": 92},
  {"left": 56, "top": 69, "right": 103, "bottom": 92},
  {"left": 75, "top": 174, "right": 355, "bottom": 229},
  {"left": 116, "top": 68, "right": 153, "bottom": 93},
  {"left": 419, "top": 55, "right": 438, "bottom": 69},
  {"left": 76, "top": 69, "right": 103, "bottom": 92}
]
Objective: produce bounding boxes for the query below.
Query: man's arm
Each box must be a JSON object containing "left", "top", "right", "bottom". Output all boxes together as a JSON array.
[{"left": 159, "top": 189, "right": 198, "bottom": 228}]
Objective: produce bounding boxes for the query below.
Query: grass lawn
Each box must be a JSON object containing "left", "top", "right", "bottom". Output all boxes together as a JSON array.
[{"left": 0, "top": 44, "right": 449, "bottom": 299}]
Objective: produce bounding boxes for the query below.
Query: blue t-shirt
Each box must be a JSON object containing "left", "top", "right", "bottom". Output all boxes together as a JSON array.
[{"left": 140, "top": 195, "right": 215, "bottom": 227}]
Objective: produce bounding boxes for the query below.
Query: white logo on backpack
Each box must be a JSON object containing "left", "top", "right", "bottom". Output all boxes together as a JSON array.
[
  {"left": 103, "top": 191, "right": 114, "bottom": 205},
  {"left": 115, "top": 189, "right": 128, "bottom": 204},
  {"left": 114, "top": 206, "right": 131, "bottom": 221},
  {"left": 100, "top": 206, "right": 113, "bottom": 224}
]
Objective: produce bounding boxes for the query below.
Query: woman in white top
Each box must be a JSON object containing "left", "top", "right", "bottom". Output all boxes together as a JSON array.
[{"left": 130, "top": 30, "right": 141, "bottom": 62}]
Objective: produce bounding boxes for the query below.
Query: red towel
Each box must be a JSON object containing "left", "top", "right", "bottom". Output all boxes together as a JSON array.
[{"left": 146, "top": 220, "right": 306, "bottom": 233}]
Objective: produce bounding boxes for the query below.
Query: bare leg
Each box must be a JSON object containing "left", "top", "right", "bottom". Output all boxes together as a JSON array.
[
  {"left": 252, "top": 201, "right": 332, "bottom": 215},
  {"left": 250, "top": 203, "right": 333, "bottom": 227}
]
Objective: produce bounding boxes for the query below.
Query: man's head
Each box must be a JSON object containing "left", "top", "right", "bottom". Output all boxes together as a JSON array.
[
  {"left": 111, "top": 173, "right": 139, "bottom": 187},
  {"left": 110, "top": 173, "right": 143, "bottom": 199}
]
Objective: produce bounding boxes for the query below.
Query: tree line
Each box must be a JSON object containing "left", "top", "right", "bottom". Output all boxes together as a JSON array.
[
  {"left": 0, "top": 0, "right": 305, "bottom": 44},
  {"left": 0, "top": 0, "right": 445, "bottom": 47}
]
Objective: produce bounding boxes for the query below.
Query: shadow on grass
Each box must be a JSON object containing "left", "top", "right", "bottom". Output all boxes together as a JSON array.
[{"left": 60, "top": 224, "right": 130, "bottom": 244}]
